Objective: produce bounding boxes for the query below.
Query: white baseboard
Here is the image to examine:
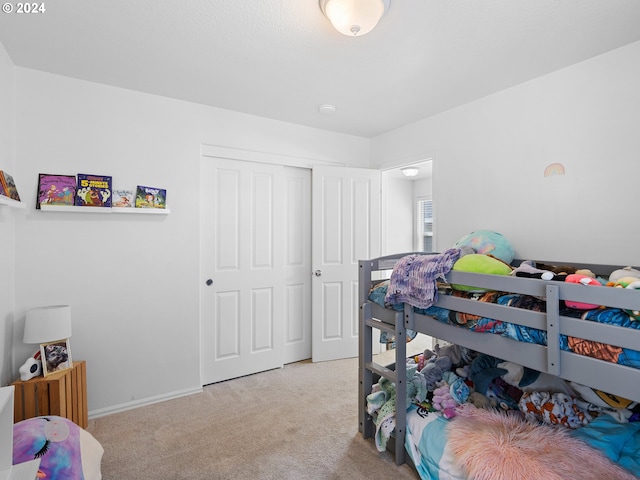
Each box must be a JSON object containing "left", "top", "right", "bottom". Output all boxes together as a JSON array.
[{"left": 88, "top": 386, "right": 203, "bottom": 419}]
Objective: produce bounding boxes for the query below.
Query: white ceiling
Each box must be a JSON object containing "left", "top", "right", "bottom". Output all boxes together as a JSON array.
[{"left": 1, "top": 0, "right": 639, "bottom": 138}]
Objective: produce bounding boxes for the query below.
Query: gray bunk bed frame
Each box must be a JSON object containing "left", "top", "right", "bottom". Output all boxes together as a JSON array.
[{"left": 359, "top": 253, "right": 640, "bottom": 466}]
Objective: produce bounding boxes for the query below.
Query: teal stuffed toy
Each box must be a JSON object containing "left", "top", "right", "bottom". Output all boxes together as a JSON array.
[{"left": 453, "top": 230, "right": 515, "bottom": 264}]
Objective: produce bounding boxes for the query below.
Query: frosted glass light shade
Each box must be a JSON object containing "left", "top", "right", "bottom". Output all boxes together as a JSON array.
[
  {"left": 402, "top": 167, "right": 419, "bottom": 177},
  {"left": 23, "top": 305, "right": 72, "bottom": 344},
  {"left": 320, "top": 0, "right": 389, "bottom": 36}
]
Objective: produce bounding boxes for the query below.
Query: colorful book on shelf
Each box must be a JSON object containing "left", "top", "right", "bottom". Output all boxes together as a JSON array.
[
  {"left": 135, "top": 185, "right": 166, "bottom": 209},
  {"left": 36, "top": 174, "right": 76, "bottom": 209},
  {"left": 0, "top": 170, "right": 21, "bottom": 201},
  {"left": 0, "top": 176, "right": 6, "bottom": 197},
  {"left": 112, "top": 189, "right": 135, "bottom": 208},
  {"left": 75, "top": 173, "right": 112, "bottom": 207}
]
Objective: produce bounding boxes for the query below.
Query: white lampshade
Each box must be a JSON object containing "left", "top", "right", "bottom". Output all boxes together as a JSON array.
[
  {"left": 23, "top": 305, "right": 72, "bottom": 344},
  {"left": 320, "top": 0, "right": 390, "bottom": 36}
]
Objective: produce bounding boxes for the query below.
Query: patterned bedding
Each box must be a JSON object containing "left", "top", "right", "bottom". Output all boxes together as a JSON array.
[{"left": 369, "top": 281, "right": 640, "bottom": 369}]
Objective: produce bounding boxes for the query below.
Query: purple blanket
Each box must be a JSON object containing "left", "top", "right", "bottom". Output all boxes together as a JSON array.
[{"left": 385, "top": 249, "right": 461, "bottom": 309}]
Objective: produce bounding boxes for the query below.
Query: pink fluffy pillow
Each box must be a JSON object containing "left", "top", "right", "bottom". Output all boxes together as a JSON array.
[{"left": 446, "top": 405, "right": 636, "bottom": 480}]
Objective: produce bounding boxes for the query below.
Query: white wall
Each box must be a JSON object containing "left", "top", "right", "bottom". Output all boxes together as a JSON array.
[
  {"left": 9, "top": 68, "right": 370, "bottom": 414},
  {"left": 371, "top": 41, "right": 640, "bottom": 266},
  {"left": 413, "top": 177, "right": 433, "bottom": 250},
  {"left": 0, "top": 42, "right": 16, "bottom": 387},
  {"left": 381, "top": 175, "right": 413, "bottom": 254},
  {"left": 413, "top": 178, "right": 432, "bottom": 203},
  {"left": 381, "top": 175, "right": 433, "bottom": 255}
]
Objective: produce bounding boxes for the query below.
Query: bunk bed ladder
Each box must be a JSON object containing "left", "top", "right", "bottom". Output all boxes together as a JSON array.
[
  {"left": 360, "top": 306, "right": 407, "bottom": 465},
  {"left": 359, "top": 259, "right": 408, "bottom": 466},
  {"left": 359, "top": 261, "right": 375, "bottom": 440}
]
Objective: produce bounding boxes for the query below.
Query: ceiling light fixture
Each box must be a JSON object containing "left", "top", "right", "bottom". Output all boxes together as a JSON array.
[
  {"left": 318, "top": 104, "right": 337, "bottom": 115},
  {"left": 401, "top": 167, "right": 419, "bottom": 177},
  {"left": 320, "top": 0, "right": 390, "bottom": 37}
]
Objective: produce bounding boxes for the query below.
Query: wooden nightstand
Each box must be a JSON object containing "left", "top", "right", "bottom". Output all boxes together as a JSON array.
[{"left": 11, "top": 360, "right": 88, "bottom": 428}]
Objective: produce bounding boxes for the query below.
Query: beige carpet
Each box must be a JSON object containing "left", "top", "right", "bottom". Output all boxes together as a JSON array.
[{"left": 88, "top": 357, "right": 419, "bottom": 480}]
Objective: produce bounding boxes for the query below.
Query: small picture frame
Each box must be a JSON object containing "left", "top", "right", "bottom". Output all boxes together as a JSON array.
[{"left": 40, "top": 339, "right": 72, "bottom": 377}]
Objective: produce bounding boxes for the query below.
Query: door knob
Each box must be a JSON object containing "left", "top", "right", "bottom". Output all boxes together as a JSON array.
[
  {"left": 206, "top": 279, "right": 213, "bottom": 286},
  {"left": 313, "top": 270, "right": 322, "bottom": 277}
]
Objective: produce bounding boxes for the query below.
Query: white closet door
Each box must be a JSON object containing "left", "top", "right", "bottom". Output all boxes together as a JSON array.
[
  {"left": 311, "top": 166, "right": 381, "bottom": 362},
  {"left": 200, "top": 159, "right": 284, "bottom": 384},
  {"left": 201, "top": 158, "right": 312, "bottom": 384}
]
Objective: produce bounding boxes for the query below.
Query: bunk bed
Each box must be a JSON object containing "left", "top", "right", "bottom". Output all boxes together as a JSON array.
[{"left": 358, "top": 252, "right": 640, "bottom": 478}]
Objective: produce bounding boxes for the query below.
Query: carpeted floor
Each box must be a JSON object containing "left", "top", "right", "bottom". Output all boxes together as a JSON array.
[{"left": 88, "top": 357, "right": 420, "bottom": 480}]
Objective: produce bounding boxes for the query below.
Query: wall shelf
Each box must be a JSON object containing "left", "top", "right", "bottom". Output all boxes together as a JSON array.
[
  {"left": 112, "top": 207, "right": 170, "bottom": 215},
  {"left": 0, "top": 196, "right": 26, "bottom": 209},
  {"left": 39, "top": 205, "right": 170, "bottom": 214}
]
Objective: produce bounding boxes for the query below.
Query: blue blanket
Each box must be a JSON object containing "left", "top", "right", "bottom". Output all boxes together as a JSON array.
[{"left": 570, "top": 415, "right": 640, "bottom": 476}]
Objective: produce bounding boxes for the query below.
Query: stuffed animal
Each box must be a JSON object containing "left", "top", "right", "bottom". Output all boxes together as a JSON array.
[
  {"left": 575, "top": 269, "right": 596, "bottom": 278},
  {"left": 469, "top": 354, "right": 508, "bottom": 395},
  {"left": 453, "top": 230, "right": 515, "bottom": 264},
  {"left": 420, "top": 356, "right": 452, "bottom": 392},
  {"left": 420, "top": 342, "right": 464, "bottom": 368},
  {"left": 604, "top": 277, "right": 640, "bottom": 320},
  {"left": 450, "top": 377, "right": 471, "bottom": 405},
  {"left": 498, "top": 361, "right": 575, "bottom": 395},
  {"left": 510, "top": 260, "right": 555, "bottom": 278},
  {"left": 606, "top": 276, "right": 640, "bottom": 289},
  {"left": 432, "top": 384, "right": 459, "bottom": 418},
  {"left": 623, "top": 281, "right": 640, "bottom": 320},
  {"left": 414, "top": 353, "right": 426, "bottom": 371},
  {"left": 536, "top": 263, "right": 579, "bottom": 275},
  {"left": 608, "top": 266, "right": 640, "bottom": 284},
  {"left": 467, "top": 391, "right": 497, "bottom": 410},
  {"left": 564, "top": 273, "right": 602, "bottom": 309},
  {"left": 431, "top": 342, "right": 470, "bottom": 366},
  {"left": 455, "top": 364, "right": 471, "bottom": 378},
  {"left": 485, "top": 381, "right": 521, "bottom": 411},
  {"left": 451, "top": 254, "right": 513, "bottom": 292}
]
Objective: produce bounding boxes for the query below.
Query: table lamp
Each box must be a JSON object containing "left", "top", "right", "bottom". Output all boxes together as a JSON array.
[{"left": 20, "top": 305, "right": 72, "bottom": 380}]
